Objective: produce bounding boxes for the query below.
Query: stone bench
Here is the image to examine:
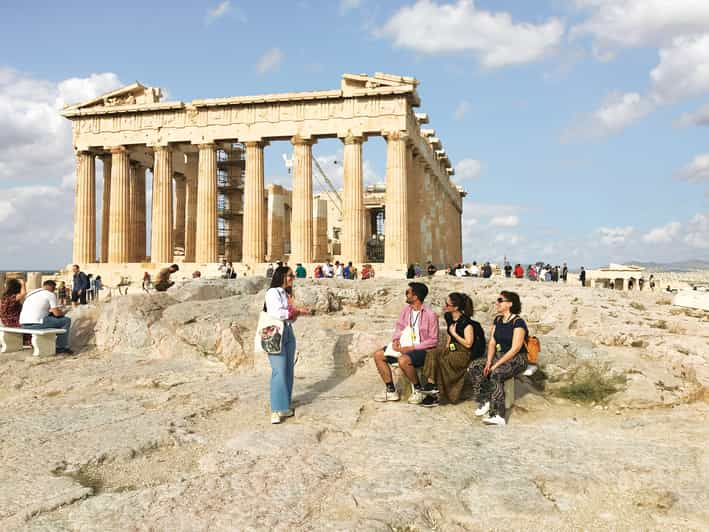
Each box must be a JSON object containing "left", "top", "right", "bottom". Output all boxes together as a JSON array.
[{"left": 0, "top": 327, "right": 67, "bottom": 357}]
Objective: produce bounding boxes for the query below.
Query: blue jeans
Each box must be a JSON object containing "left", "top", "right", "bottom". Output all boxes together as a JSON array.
[
  {"left": 268, "top": 322, "right": 296, "bottom": 412},
  {"left": 21, "top": 315, "right": 72, "bottom": 350}
]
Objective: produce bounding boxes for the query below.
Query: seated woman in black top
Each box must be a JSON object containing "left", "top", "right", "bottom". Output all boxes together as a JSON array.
[
  {"left": 420, "top": 292, "right": 476, "bottom": 407},
  {"left": 468, "top": 290, "right": 528, "bottom": 426}
]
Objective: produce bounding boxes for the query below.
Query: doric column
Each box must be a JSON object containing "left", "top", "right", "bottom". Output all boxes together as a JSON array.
[
  {"left": 108, "top": 147, "right": 131, "bottom": 263},
  {"left": 342, "top": 134, "right": 366, "bottom": 263},
  {"left": 196, "top": 143, "right": 218, "bottom": 263},
  {"left": 174, "top": 173, "right": 186, "bottom": 253},
  {"left": 72, "top": 151, "right": 96, "bottom": 265},
  {"left": 290, "top": 135, "right": 315, "bottom": 264},
  {"left": 267, "top": 184, "right": 286, "bottom": 261},
  {"left": 242, "top": 141, "right": 266, "bottom": 264},
  {"left": 184, "top": 153, "right": 198, "bottom": 262},
  {"left": 384, "top": 132, "right": 409, "bottom": 266},
  {"left": 133, "top": 164, "right": 147, "bottom": 262},
  {"left": 100, "top": 155, "right": 112, "bottom": 262},
  {"left": 313, "top": 198, "right": 329, "bottom": 261},
  {"left": 151, "top": 145, "right": 173, "bottom": 264},
  {"left": 407, "top": 151, "right": 425, "bottom": 265}
]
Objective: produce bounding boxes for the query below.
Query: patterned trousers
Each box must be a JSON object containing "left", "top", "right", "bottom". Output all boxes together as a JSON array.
[{"left": 467, "top": 352, "right": 527, "bottom": 418}]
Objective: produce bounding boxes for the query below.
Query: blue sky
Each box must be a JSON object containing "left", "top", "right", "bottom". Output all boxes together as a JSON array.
[{"left": 1, "top": 0, "right": 708, "bottom": 270}]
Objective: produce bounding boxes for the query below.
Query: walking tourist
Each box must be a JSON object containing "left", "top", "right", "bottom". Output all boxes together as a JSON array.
[
  {"left": 295, "top": 263, "right": 307, "bottom": 278},
  {"left": 57, "top": 281, "right": 67, "bottom": 305},
  {"left": 19, "top": 280, "right": 73, "bottom": 355},
  {"left": 155, "top": 264, "right": 179, "bottom": 292},
  {"left": 1, "top": 278, "right": 30, "bottom": 346},
  {"left": 514, "top": 264, "right": 524, "bottom": 279},
  {"left": 266, "top": 263, "right": 274, "bottom": 278},
  {"left": 334, "top": 261, "right": 344, "bottom": 278},
  {"left": 372, "top": 282, "right": 439, "bottom": 404},
  {"left": 71, "top": 264, "right": 89, "bottom": 306},
  {"left": 94, "top": 276, "right": 102, "bottom": 301},
  {"left": 468, "top": 291, "right": 529, "bottom": 426},
  {"left": 527, "top": 264, "right": 537, "bottom": 281},
  {"left": 420, "top": 292, "right": 480, "bottom": 407},
  {"left": 579, "top": 267, "right": 586, "bottom": 287},
  {"left": 504, "top": 262, "right": 512, "bottom": 278},
  {"left": 342, "top": 262, "right": 351, "bottom": 279},
  {"left": 264, "top": 266, "right": 310, "bottom": 424},
  {"left": 649, "top": 274, "right": 655, "bottom": 291},
  {"left": 639, "top": 277, "right": 645, "bottom": 291},
  {"left": 562, "top": 262, "right": 568, "bottom": 282},
  {"left": 427, "top": 262, "right": 437, "bottom": 276}
]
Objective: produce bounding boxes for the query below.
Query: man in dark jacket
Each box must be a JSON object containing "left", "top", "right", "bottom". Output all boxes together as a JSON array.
[{"left": 71, "top": 264, "right": 89, "bottom": 306}]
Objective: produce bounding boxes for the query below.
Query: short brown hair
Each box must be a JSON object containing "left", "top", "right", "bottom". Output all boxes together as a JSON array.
[{"left": 500, "top": 290, "right": 521, "bottom": 314}]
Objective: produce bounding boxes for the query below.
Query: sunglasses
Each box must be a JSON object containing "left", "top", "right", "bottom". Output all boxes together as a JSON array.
[
  {"left": 287, "top": 274, "right": 296, "bottom": 278},
  {"left": 496, "top": 297, "right": 510, "bottom": 303}
]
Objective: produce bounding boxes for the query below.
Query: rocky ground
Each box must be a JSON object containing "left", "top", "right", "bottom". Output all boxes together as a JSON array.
[{"left": 1, "top": 276, "right": 707, "bottom": 531}]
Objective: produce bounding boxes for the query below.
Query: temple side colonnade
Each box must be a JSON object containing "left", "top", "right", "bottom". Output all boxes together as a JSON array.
[{"left": 64, "top": 73, "right": 465, "bottom": 276}]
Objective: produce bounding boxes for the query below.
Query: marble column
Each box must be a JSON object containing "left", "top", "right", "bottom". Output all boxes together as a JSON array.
[
  {"left": 267, "top": 184, "right": 286, "bottom": 261},
  {"left": 196, "top": 143, "right": 218, "bottom": 263},
  {"left": 72, "top": 151, "right": 96, "bottom": 265},
  {"left": 290, "top": 135, "right": 315, "bottom": 264},
  {"left": 100, "top": 155, "right": 112, "bottom": 262},
  {"left": 184, "top": 153, "right": 198, "bottom": 262},
  {"left": 174, "top": 173, "right": 186, "bottom": 253},
  {"left": 313, "top": 198, "right": 329, "bottom": 261},
  {"left": 342, "top": 134, "right": 366, "bottom": 263},
  {"left": 108, "top": 147, "right": 131, "bottom": 263},
  {"left": 384, "top": 132, "right": 409, "bottom": 266},
  {"left": 133, "top": 164, "right": 147, "bottom": 262},
  {"left": 242, "top": 141, "right": 266, "bottom": 264},
  {"left": 151, "top": 145, "right": 173, "bottom": 264}
]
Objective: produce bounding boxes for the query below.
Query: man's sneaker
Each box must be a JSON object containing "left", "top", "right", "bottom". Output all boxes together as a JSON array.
[
  {"left": 374, "top": 389, "right": 400, "bottom": 402},
  {"left": 420, "top": 395, "right": 439, "bottom": 408},
  {"left": 279, "top": 409, "right": 295, "bottom": 418},
  {"left": 270, "top": 412, "right": 282, "bottom": 424},
  {"left": 408, "top": 389, "right": 425, "bottom": 405},
  {"left": 474, "top": 401, "right": 490, "bottom": 417},
  {"left": 483, "top": 415, "right": 506, "bottom": 426},
  {"left": 421, "top": 382, "right": 439, "bottom": 395}
]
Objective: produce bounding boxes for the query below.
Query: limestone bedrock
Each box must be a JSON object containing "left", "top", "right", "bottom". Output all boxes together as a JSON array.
[{"left": 0, "top": 276, "right": 707, "bottom": 530}]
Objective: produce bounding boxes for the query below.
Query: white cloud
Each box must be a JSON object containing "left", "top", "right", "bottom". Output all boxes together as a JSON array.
[
  {"left": 676, "top": 104, "right": 709, "bottom": 127},
  {"left": 684, "top": 213, "right": 709, "bottom": 248},
  {"left": 597, "top": 225, "right": 633, "bottom": 245},
  {"left": 256, "top": 48, "right": 283, "bottom": 75},
  {"left": 454, "top": 158, "right": 481, "bottom": 181},
  {"left": 642, "top": 221, "right": 681, "bottom": 243},
  {"left": 649, "top": 33, "right": 709, "bottom": 103},
  {"left": 375, "top": 0, "right": 564, "bottom": 68},
  {"left": 454, "top": 100, "right": 471, "bottom": 120},
  {"left": 562, "top": 91, "right": 654, "bottom": 140},
  {"left": 676, "top": 154, "right": 709, "bottom": 183},
  {"left": 494, "top": 233, "right": 521, "bottom": 245},
  {"left": 489, "top": 215, "right": 519, "bottom": 228},
  {"left": 205, "top": 1, "right": 230, "bottom": 24}
]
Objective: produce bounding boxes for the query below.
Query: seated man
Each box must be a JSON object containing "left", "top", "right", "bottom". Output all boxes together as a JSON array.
[
  {"left": 155, "top": 264, "right": 179, "bottom": 292},
  {"left": 19, "top": 280, "right": 73, "bottom": 355},
  {"left": 373, "top": 282, "right": 439, "bottom": 404}
]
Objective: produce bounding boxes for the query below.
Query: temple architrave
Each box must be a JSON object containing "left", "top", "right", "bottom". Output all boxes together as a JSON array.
[{"left": 62, "top": 73, "right": 465, "bottom": 281}]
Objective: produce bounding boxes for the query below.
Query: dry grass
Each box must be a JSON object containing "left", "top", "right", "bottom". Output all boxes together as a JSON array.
[{"left": 555, "top": 369, "right": 627, "bottom": 403}]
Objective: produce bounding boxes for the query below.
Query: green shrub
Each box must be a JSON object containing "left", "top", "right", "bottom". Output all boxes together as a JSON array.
[
  {"left": 630, "top": 302, "right": 646, "bottom": 311},
  {"left": 555, "top": 369, "right": 627, "bottom": 403}
]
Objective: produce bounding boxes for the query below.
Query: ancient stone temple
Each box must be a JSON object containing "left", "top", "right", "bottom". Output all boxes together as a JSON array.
[{"left": 62, "top": 73, "right": 464, "bottom": 278}]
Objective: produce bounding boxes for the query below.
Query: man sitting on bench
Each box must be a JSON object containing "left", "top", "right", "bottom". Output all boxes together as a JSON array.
[
  {"left": 373, "top": 282, "right": 439, "bottom": 404},
  {"left": 19, "top": 280, "right": 73, "bottom": 355}
]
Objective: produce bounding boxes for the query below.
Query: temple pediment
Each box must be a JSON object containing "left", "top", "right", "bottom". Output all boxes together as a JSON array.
[
  {"left": 64, "top": 82, "right": 163, "bottom": 111},
  {"left": 341, "top": 72, "right": 418, "bottom": 95}
]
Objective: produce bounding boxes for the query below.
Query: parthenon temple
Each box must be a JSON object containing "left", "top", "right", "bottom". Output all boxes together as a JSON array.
[{"left": 62, "top": 73, "right": 465, "bottom": 278}]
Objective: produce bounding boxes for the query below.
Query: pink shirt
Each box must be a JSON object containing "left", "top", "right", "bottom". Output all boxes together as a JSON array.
[{"left": 392, "top": 304, "right": 439, "bottom": 350}]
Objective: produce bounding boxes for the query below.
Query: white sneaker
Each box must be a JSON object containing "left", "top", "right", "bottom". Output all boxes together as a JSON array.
[
  {"left": 374, "top": 389, "right": 400, "bottom": 402},
  {"left": 483, "top": 415, "right": 506, "bottom": 426},
  {"left": 270, "top": 412, "right": 282, "bottom": 424},
  {"left": 408, "top": 389, "right": 425, "bottom": 405},
  {"left": 474, "top": 402, "right": 490, "bottom": 417},
  {"left": 279, "top": 409, "right": 295, "bottom": 418}
]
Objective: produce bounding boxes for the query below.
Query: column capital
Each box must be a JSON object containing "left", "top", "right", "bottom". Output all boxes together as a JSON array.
[
  {"left": 151, "top": 144, "right": 172, "bottom": 153},
  {"left": 197, "top": 142, "right": 217, "bottom": 150},
  {"left": 291, "top": 134, "right": 316, "bottom": 146},
  {"left": 109, "top": 146, "right": 127, "bottom": 155},
  {"left": 244, "top": 140, "right": 269, "bottom": 149},
  {"left": 383, "top": 131, "right": 409, "bottom": 142},
  {"left": 342, "top": 132, "right": 365, "bottom": 145}
]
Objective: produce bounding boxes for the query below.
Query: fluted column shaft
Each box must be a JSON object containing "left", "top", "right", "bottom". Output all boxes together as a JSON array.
[
  {"left": 72, "top": 151, "right": 96, "bottom": 264},
  {"left": 100, "top": 155, "right": 112, "bottom": 262},
  {"left": 174, "top": 173, "right": 186, "bottom": 252},
  {"left": 342, "top": 134, "right": 365, "bottom": 263},
  {"left": 184, "top": 153, "right": 198, "bottom": 262},
  {"left": 133, "top": 164, "right": 146, "bottom": 261},
  {"left": 290, "top": 136, "right": 315, "bottom": 264},
  {"left": 242, "top": 141, "right": 266, "bottom": 264},
  {"left": 196, "top": 143, "right": 218, "bottom": 263},
  {"left": 151, "top": 146, "right": 174, "bottom": 264},
  {"left": 384, "top": 132, "right": 409, "bottom": 266},
  {"left": 108, "top": 147, "right": 131, "bottom": 263}
]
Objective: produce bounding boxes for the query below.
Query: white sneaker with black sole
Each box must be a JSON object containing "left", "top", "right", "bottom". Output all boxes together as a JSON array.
[
  {"left": 420, "top": 395, "right": 439, "bottom": 408},
  {"left": 483, "top": 414, "right": 506, "bottom": 426},
  {"left": 374, "top": 389, "right": 400, "bottom": 402},
  {"left": 474, "top": 401, "right": 490, "bottom": 417},
  {"left": 408, "top": 389, "right": 425, "bottom": 405}
]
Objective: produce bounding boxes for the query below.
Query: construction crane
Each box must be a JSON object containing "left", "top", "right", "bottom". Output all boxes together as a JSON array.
[{"left": 282, "top": 153, "right": 343, "bottom": 215}]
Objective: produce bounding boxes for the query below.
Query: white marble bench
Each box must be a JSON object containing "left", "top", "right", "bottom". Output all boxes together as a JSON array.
[{"left": 0, "top": 327, "right": 67, "bottom": 357}]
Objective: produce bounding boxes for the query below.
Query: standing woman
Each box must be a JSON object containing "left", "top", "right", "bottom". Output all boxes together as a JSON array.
[
  {"left": 468, "top": 290, "right": 528, "bottom": 426},
  {"left": 264, "top": 266, "right": 309, "bottom": 424}
]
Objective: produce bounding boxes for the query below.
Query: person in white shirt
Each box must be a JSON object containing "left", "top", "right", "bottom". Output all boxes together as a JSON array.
[
  {"left": 264, "top": 266, "right": 310, "bottom": 424},
  {"left": 334, "top": 261, "right": 344, "bottom": 278},
  {"left": 469, "top": 262, "right": 480, "bottom": 277},
  {"left": 19, "top": 280, "right": 73, "bottom": 355}
]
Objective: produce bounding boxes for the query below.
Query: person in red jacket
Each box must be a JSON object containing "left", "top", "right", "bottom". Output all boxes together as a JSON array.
[{"left": 514, "top": 264, "right": 524, "bottom": 278}]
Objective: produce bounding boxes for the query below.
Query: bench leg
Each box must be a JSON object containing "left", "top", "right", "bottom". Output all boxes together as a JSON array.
[
  {"left": 0, "top": 331, "right": 23, "bottom": 353},
  {"left": 504, "top": 378, "right": 515, "bottom": 411},
  {"left": 31, "top": 334, "right": 57, "bottom": 357}
]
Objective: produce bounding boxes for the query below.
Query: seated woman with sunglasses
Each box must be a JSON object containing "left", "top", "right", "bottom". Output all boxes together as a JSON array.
[
  {"left": 468, "top": 290, "right": 528, "bottom": 426},
  {"left": 419, "top": 292, "right": 476, "bottom": 407}
]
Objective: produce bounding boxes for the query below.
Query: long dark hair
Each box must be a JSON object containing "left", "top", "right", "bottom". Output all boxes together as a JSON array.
[
  {"left": 500, "top": 290, "right": 522, "bottom": 314},
  {"left": 3, "top": 278, "right": 21, "bottom": 298},
  {"left": 449, "top": 292, "right": 473, "bottom": 316},
  {"left": 270, "top": 266, "right": 292, "bottom": 289}
]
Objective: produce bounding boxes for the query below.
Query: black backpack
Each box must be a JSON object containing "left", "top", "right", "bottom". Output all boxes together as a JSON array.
[{"left": 470, "top": 320, "right": 487, "bottom": 360}]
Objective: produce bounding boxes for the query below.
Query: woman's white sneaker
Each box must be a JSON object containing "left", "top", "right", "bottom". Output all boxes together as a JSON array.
[
  {"left": 270, "top": 412, "right": 282, "bottom": 424},
  {"left": 374, "top": 389, "right": 400, "bottom": 402},
  {"left": 483, "top": 415, "right": 506, "bottom": 426},
  {"left": 279, "top": 409, "right": 295, "bottom": 418},
  {"left": 474, "top": 401, "right": 490, "bottom": 417}
]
